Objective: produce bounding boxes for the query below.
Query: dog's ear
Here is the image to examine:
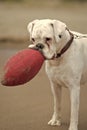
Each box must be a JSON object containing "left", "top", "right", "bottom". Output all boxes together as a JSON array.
[
  {"left": 27, "top": 19, "right": 39, "bottom": 38},
  {"left": 51, "top": 20, "right": 67, "bottom": 43}
]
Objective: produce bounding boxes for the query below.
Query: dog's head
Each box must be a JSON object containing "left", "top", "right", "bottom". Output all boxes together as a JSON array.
[{"left": 27, "top": 19, "right": 68, "bottom": 59}]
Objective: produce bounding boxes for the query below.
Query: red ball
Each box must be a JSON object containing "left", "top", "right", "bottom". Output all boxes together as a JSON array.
[{"left": 1, "top": 49, "right": 45, "bottom": 86}]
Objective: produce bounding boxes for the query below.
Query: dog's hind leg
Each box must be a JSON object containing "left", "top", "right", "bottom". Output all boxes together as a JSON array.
[{"left": 69, "top": 86, "right": 80, "bottom": 130}]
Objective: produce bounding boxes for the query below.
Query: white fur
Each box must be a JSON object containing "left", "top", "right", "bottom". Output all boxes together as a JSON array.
[{"left": 27, "top": 19, "right": 87, "bottom": 130}]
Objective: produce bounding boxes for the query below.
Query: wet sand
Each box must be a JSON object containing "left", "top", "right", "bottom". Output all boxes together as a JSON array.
[{"left": 0, "top": 43, "right": 87, "bottom": 130}]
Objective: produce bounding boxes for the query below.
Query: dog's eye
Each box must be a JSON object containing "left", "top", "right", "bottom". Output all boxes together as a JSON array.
[
  {"left": 31, "top": 38, "right": 35, "bottom": 42},
  {"left": 59, "top": 35, "right": 62, "bottom": 38},
  {"left": 46, "top": 37, "right": 51, "bottom": 42}
]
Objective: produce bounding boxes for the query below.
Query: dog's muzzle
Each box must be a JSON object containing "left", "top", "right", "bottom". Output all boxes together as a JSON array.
[
  {"left": 29, "top": 43, "right": 45, "bottom": 58},
  {"left": 36, "top": 43, "right": 44, "bottom": 50}
]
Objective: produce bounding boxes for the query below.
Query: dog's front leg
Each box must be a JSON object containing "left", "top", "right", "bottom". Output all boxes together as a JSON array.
[
  {"left": 48, "top": 81, "right": 62, "bottom": 126},
  {"left": 69, "top": 86, "right": 80, "bottom": 130}
]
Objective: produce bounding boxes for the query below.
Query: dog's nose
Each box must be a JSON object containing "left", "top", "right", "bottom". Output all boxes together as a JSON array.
[{"left": 36, "top": 43, "right": 44, "bottom": 49}]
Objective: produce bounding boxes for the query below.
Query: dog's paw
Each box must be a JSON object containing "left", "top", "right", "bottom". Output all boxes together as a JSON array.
[{"left": 48, "top": 119, "right": 61, "bottom": 126}]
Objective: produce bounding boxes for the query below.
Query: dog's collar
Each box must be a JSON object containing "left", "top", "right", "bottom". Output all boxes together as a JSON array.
[{"left": 56, "top": 28, "right": 74, "bottom": 58}]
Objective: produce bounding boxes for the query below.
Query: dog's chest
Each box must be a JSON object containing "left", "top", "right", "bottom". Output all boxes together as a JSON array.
[{"left": 45, "top": 59, "right": 72, "bottom": 87}]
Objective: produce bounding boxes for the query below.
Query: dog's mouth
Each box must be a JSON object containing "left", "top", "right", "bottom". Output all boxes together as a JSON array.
[
  {"left": 28, "top": 44, "right": 56, "bottom": 60},
  {"left": 28, "top": 44, "right": 46, "bottom": 59}
]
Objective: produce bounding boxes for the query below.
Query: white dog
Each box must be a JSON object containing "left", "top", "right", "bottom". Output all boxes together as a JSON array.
[{"left": 27, "top": 19, "right": 87, "bottom": 130}]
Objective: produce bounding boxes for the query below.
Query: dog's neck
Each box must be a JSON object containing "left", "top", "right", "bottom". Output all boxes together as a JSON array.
[{"left": 56, "top": 28, "right": 74, "bottom": 58}]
